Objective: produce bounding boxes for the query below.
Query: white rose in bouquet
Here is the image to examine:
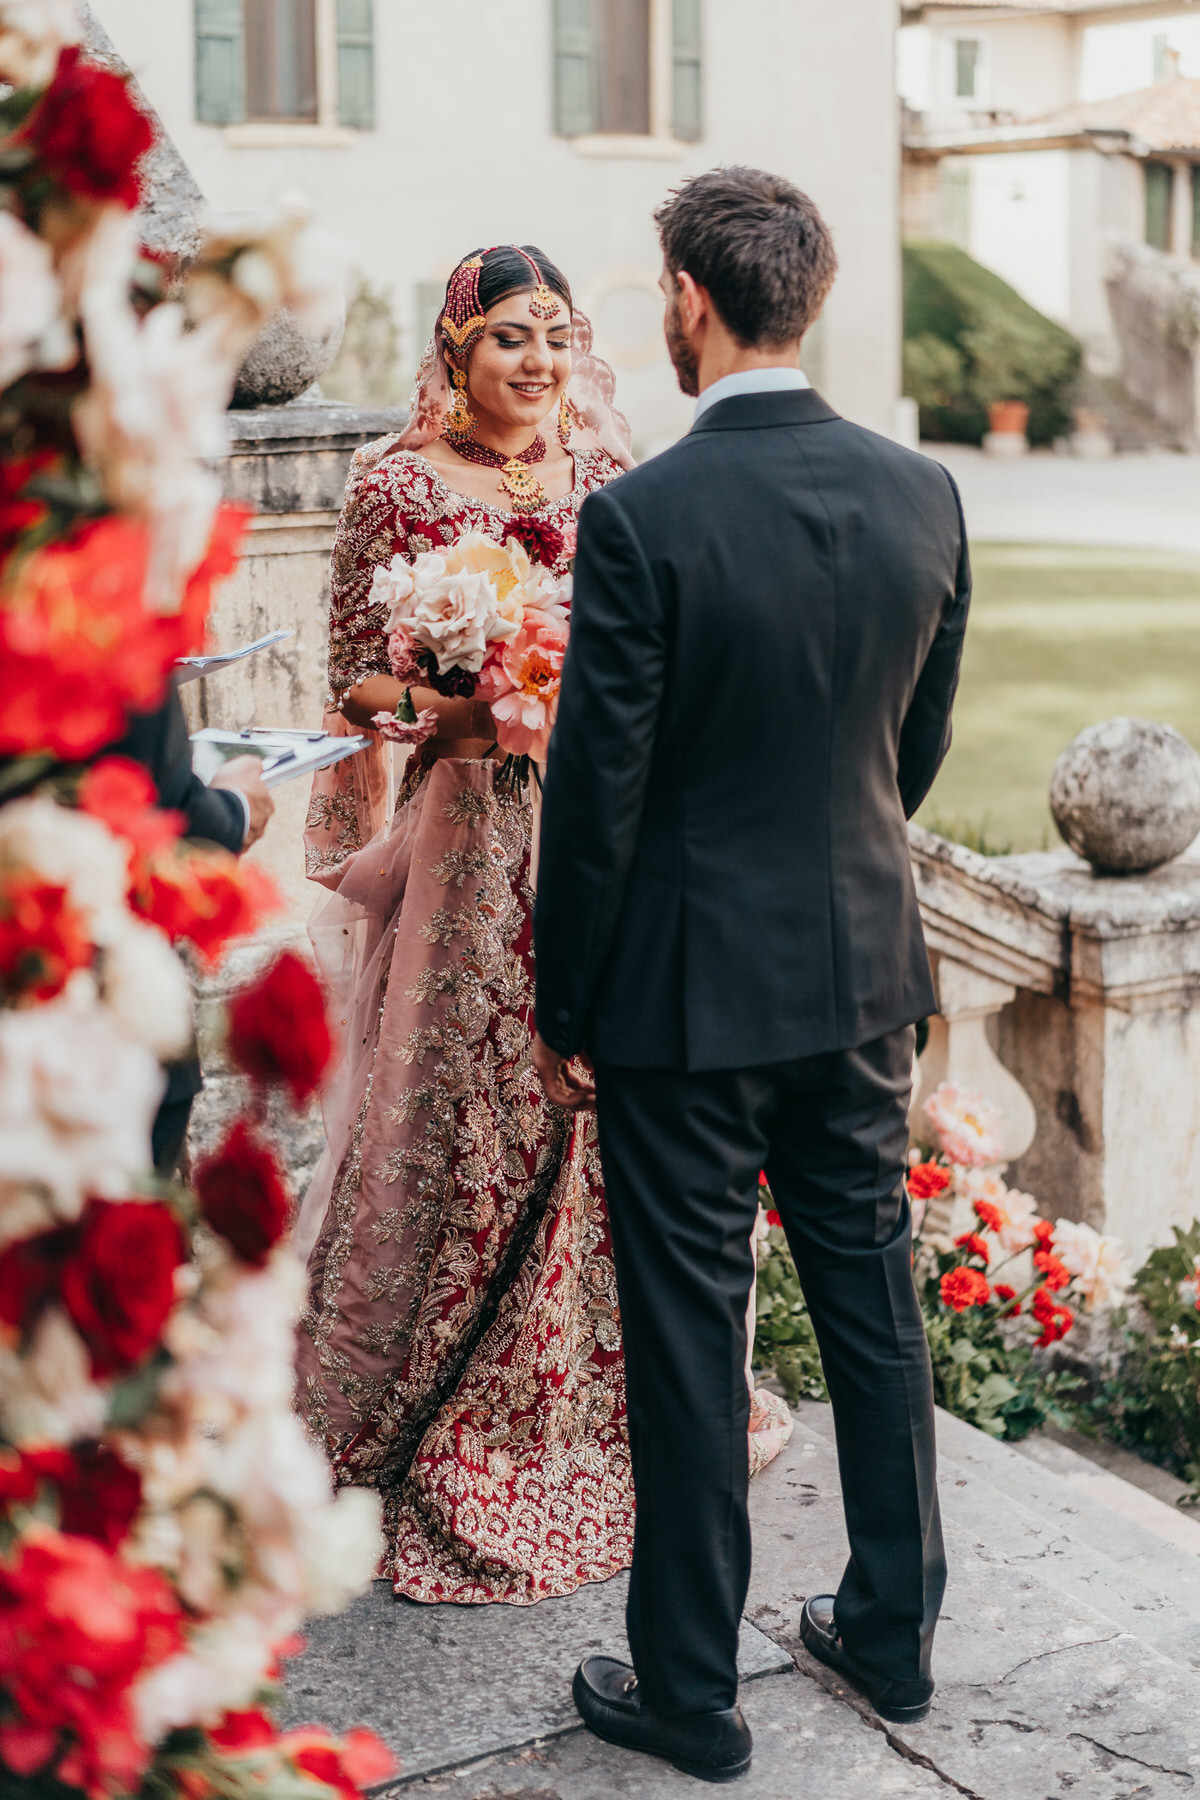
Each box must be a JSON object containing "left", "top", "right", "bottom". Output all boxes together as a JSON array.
[
  {"left": 0, "top": 1306, "right": 107, "bottom": 1445},
  {"left": 0, "top": 210, "right": 71, "bottom": 389},
  {"left": 0, "top": 796, "right": 129, "bottom": 942},
  {"left": 0, "top": 0, "right": 81, "bottom": 90}
]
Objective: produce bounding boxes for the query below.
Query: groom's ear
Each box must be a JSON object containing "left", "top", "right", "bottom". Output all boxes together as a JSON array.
[{"left": 675, "top": 270, "right": 706, "bottom": 332}]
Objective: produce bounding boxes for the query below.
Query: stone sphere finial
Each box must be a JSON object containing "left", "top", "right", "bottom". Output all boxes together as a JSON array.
[{"left": 1049, "top": 717, "right": 1200, "bottom": 875}]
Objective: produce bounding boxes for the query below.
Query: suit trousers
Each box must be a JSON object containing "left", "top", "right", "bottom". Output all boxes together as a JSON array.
[{"left": 593, "top": 1028, "right": 946, "bottom": 1718}]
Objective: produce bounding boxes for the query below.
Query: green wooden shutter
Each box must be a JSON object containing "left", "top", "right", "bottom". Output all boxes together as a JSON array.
[
  {"left": 338, "top": 0, "right": 374, "bottom": 129},
  {"left": 553, "top": 0, "right": 596, "bottom": 137},
  {"left": 1146, "top": 162, "right": 1173, "bottom": 251},
  {"left": 195, "top": 0, "right": 246, "bottom": 124},
  {"left": 672, "top": 0, "right": 702, "bottom": 142}
]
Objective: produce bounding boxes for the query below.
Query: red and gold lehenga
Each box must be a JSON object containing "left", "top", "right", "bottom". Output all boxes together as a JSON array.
[{"left": 294, "top": 312, "right": 792, "bottom": 1607}]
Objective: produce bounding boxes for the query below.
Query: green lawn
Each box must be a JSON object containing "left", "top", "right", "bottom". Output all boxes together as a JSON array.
[{"left": 916, "top": 543, "right": 1200, "bottom": 854}]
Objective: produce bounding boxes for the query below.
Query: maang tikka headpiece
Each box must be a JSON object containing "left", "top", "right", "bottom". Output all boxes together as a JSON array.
[{"left": 438, "top": 247, "right": 562, "bottom": 360}]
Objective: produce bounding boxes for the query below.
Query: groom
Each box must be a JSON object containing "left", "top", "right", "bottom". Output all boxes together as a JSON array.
[{"left": 532, "top": 166, "right": 970, "bottom": 1783}]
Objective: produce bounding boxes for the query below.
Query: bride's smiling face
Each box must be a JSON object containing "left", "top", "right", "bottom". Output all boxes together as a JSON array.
[{"left": 456, "top": 291, "right": 572, "bottom": 434}]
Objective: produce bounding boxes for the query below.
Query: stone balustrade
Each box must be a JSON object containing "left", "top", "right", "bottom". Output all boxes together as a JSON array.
[{"left": 911, "top": 823, "right": 1200, "bottom": 1265}]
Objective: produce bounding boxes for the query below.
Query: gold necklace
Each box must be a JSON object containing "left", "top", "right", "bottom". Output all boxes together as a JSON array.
[{"left": 442, "top": 430, "right": 548, "bottom": 514}]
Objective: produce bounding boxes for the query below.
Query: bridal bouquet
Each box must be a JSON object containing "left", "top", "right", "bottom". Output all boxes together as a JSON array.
[{"left": 368, "top": 530, "right": 571, "bottom": 774}]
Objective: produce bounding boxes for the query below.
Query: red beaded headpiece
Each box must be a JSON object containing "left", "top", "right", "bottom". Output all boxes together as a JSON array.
[{"left": 439, "top": 247, "right": 564, "bottom": 361}]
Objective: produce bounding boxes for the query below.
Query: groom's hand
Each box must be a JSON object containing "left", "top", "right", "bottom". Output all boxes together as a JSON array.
[{"left": 532, "top": 1031, "right": 596, "bottom": 1111}]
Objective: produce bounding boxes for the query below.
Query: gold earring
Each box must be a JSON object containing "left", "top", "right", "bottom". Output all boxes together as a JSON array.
[
  {"left": 445, "top": 367, "right": 475, "bottom": 440},
  {"left": 558, "top": 394, "right": 572, "bottom": 451}
]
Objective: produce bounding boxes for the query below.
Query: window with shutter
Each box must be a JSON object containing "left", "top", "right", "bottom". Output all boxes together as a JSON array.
[
  {"left": 1146, "top": 162, "right": 1173, "bottom": 251},
  {"left": 597, "top": 0, "right": 650, "bottom": 134},
  {"left": 338, "top": 0, "right": 374, "bottom": 130},
  {"left": 672, "top": 0, "right": 701, "bottom": 142},
  {"left": 195, "top": 0, "right": 246, "bottom": 124},
  {"left": 245, "top": 0, "right": 318, "bottom": 121},
  {"left": 553, "top": 0, "right": 597, "bottom": 137}
]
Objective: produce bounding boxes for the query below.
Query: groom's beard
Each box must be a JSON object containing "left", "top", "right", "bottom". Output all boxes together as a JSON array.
[{"left": 664, "top": 297, "right": 700, "bottom": 398}]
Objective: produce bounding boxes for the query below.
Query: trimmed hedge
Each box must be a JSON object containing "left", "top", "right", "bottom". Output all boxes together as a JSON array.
[{"left": 903, "top": 240, "right": 1082, "bottom": 446}]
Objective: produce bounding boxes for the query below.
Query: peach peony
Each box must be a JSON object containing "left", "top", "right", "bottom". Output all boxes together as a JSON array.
[
  {"left": 1053, "top": 1218, "right": 1131, "bottom": 1312},
  {"left": 923, "top": 1083, "right": 1004, "bottom": 1168},
  {"left": 478, "top": 613, "right": 568, "bottom": 761}
]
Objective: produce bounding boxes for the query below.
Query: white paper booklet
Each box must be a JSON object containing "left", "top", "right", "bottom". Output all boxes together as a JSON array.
[
  {"left": 190, "top": 727, "right": 369, "bottom": 790},
  {"left": 175, "top": 630, "right": 294, "bottom": 684}
]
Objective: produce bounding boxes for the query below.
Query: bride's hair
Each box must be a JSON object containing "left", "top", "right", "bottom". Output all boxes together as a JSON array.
[{"left": 455, "top": 245, "right": 573, "bottom": 317}]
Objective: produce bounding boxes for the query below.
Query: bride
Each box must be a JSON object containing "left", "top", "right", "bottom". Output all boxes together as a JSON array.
[{"left": 296, "top": 244, "right": 790, "bottom": 1608}]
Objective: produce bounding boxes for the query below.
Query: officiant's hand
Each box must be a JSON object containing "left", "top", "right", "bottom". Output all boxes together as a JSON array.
[
  {"left": 211, "top": 757, "right": 274, "bottom": 850},
  {"left": 532, "top": 1031, "right": 596, "bottom": 1111}
]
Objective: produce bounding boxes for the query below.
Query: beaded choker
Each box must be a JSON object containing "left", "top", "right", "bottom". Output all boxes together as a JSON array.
[{"left": 445, "top": 431, "right": 548, "bottom": 514}]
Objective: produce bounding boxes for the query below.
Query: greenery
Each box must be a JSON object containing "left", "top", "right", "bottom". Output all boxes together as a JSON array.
[
  {"left": 917, "top": 543, "right": 1200, "bottom": 852},
  {"left": 903, "top": 241, "right": 1082, "bottom": 445},
  {"left": 1088, "top": 1223, "right": 1200, "bottom": 1494}
]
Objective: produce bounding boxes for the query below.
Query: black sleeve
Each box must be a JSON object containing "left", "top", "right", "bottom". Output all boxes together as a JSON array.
[
  {"left": 533, "top": 486, "right": 668, "bottom": 1056},
  {"left": 897, "top": 468, "right": 972, "bottom": 820},
  {"left": 119, "top": 689, "right": 247, "bottom": 854}
]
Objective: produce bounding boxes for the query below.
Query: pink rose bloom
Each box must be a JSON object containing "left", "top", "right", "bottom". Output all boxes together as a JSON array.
[
  {"left": 481, "top": 614, "right": 567, "bottom": 761},
  {"left": 371, "top": 706, "right": 438, "bottom": 747},
  {"left": 559, "top": 519, "right": 578, "bottom": 559},
  {"left": 386, "top": 622, "right": 422, "bottom": 682}
]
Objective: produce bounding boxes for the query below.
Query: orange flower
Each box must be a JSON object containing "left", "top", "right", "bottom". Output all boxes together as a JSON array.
[
  {"left": 955, "top": 1231, "right": 991, "bottom": 1266},
  {"left": 907, "top": 1161, "right": 951, "bottom": 1201},
  {"left": 973, "top": 1199, "right": 1005, "bottom": 1234},
  {"left": 0, "top": 875, "right": 92, "bottom": 1001},
  {"left": 1032, "top": 1219, "right": 1055, "bottom": 1251},
  {"left": 993, "top": 1283, "right": 1020, "bottom": 1317},
  {"left": 0, "top": 506, "right": 248, "bottom": 762},
  {"left": 130, "top": 842, "right": 280, "bottom": 965},
  {"left": 1033, "top": 1249, "right": 1070, "bottom": 1292},
  {"left": 1032, "top": 1284, "right": 1074, "bottom": 1347},
  {"left": 940, "top": 1267, "right": 991, "bottom": 1312},
  {"left": 78, "top": 757, "right": 181, "bottom": 861}
]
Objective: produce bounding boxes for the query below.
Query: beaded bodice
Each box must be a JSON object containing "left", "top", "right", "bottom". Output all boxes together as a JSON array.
[{"left": 325, "top": 439, "right": 623, "bottom": 703}]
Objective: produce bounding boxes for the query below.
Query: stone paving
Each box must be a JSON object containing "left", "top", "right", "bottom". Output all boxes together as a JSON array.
[
  {"left": 929, "top": 446, "right": 1200, "bottom": 556},
  {"left": 284, "top": 1402, "right": 1200, "bottom": 1799}
]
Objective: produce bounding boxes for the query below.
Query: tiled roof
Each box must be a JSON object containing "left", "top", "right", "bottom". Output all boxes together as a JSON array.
[{"left": 1035, "top": 78, "right": 1200, "bottom": 151}]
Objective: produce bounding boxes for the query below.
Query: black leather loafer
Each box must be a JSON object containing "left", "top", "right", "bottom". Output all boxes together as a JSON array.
[
  {"left": 800, "top": 1596, "right": 934, "bottom": 1724},
  {"left": 572, "top": 1656, "right": 753, "bottom": 1783}
]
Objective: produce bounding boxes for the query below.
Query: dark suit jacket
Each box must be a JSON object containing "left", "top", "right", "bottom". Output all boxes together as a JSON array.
[
  {"left": 114, "top": 686, "right": 247, "bottom": 856},
  {"left": 533, "top": 388, "right": 971, "bottom": 1072},
  {"left": 114, "top": 685, "right": 246, "bottom": 1102}
]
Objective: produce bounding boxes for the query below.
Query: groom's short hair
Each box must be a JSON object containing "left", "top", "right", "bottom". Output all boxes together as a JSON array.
[{"left": 654, "top": 167, "right": 838, "bottom": 348}]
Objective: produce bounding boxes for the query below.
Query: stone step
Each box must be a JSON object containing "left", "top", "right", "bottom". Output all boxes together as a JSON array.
[
  {"left": 1015, "top": 1429, "right": 1200, "bottom": 1558},
  {"left": 748, "top": 1402, "right": 1200, "bottom": 1799},
  {"left": 936, "top": 1406, "right": 1200, "bottom": 1626}
]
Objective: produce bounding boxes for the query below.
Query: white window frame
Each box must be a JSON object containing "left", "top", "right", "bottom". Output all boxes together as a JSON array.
[
  {"left": 569, "top": 0, "right": 692, "bottom": 159},
  {"left": 222, "top": 0, "right": 353, "bottom": 146}
]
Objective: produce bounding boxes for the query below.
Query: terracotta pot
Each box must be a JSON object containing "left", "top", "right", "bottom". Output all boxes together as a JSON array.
[{"left": 987, "top": 399, "right": 1030, "bottom": 437}]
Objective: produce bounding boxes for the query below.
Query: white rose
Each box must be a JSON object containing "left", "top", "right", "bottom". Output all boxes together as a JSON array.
[
  {"left": 301, "top": 1486, "right": 384, "bottom": 1615},
  {"left": 0, "top": 1308, "right": 107, "bottom": 1446},
  {"left": 0, "top": 991, "right": 162, "bottom": 1208},
  {"left": 101, "top": 920, "right": 193, "bottom": 1059},
  {"left": 0, "top": 0, "right": 81, "bottom": 89},
  {"left": 133, "top": 1619, "right": 276, "bottom": 1739},
  {"left": 0, "top": 211, "right": 70, "bottom": 389},
  {"left": 369, "top": 554, "right": 417, "bottom": 633},
  {"left": 410, "top": 569, "right": 496, "bottom": 674},
  {"left": 1053, "top": 1217, "right": 1131, "bottom": 1312}
]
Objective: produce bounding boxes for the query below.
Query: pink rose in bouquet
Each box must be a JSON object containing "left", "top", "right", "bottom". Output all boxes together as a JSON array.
[{"left": 477, "top": 611, "right": 569, "bottom": 762}]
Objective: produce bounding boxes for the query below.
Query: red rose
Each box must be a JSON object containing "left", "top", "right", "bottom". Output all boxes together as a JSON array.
[
  {"left": 0, "top": 454, "right": 52, "bottom": 571},
  {"left": 55, "top": 1444, "right": 143, "bottom": 1550},
  {"left": 23, "top": 46, "right": 154, "bottom": 209},
  {"left": 765, "top": 1209, "right": 782, "bottom": 1229},
  {"left": 78, "top": 757, "right": 182, "bottom": 862},
  {"left": 1033, "top": 1249, "right": 1070, "bottom": 1292},
  {"left": 210, "top": 1709, "right": 277, "bottom": 1754},
  {"left": 940, "top": 1267, "right": 990, "bottom": 1313},
  {"left": 0, "top": 1446, "right": 71, "bottom": 1506},
  {"left": 282, "top": 1728, "right": 397, "bottom": 1798},
  {"left": 0, "top": 1528, "right": 182, "bottom": 1797},
  {"left": 227, "top": 949, "right": 334, "bottom": 1106},
  {"left": 1031, "top": 1284, "right": 1074, "bottom": 1347},
  {"left": 0, "top": 1223, "right": 77, "bottom": 1336},
  {"left": 907, "top": 1161, "right": 951, "bottom": 1201},
  {"left": 973, "top": 1199, "right": 1005, "bottom": 1234},
  {"left": 60, "top": 1199, "right": 185, "bottom": 1379},
  {"left": 0, "top": 876, "right": 92, "bottom": 1002},
  {"left": 194, "top": 1119, "right": 291, "bottom": 1269},
  {"left": 955, "top": 1231, "right": 991, "bottom": 1266},
  {"left": 993, "top": 1283, "right": 1020, "bottom": 1318}
]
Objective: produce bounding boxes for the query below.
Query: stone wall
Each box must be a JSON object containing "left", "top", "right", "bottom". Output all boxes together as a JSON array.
[{"left": 1106, "top": 238, "right": 1200, "bottom": 448}]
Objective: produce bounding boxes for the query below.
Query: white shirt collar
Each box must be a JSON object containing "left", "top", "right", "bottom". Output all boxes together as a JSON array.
[{"left": 693, "top": 366, "right": 811, "bottom": 425}]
